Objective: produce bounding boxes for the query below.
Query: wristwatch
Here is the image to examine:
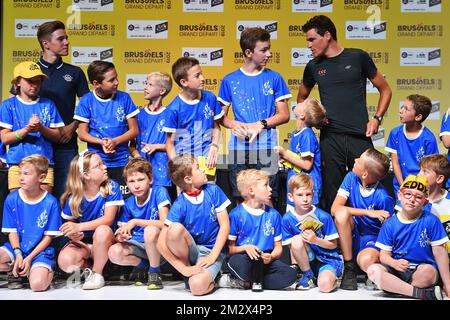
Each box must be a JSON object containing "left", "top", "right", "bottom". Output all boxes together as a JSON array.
[
  {"left": 373, "top": 115, "right": 383, "bottom": 124},
  {"left": 260, "top": 119, "right": 268, "bottom": 129}
]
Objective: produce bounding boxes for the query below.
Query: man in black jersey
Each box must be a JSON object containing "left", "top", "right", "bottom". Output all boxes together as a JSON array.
[{"left": 297, "top": 15, "right": 392, "bottom": 291}]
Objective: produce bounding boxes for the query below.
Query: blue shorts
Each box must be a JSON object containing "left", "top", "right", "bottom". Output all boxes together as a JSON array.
[
  {"left": 188, "top": 242, "right": 225, "bottom": 281},
  {"left": 1, "top": 242, "right": 55, "bottom": 271},
  {"left": 352, "top": 231, "right": 379, "bottom": 257},
  {"left": 125, "top": 239, "right": 166, "bottom": 265},
  {"left": 311, "top": 258, "right": 343, "bottom": 278}
]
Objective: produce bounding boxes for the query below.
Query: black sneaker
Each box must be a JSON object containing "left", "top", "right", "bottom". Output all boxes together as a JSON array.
[
  {"left": 418, "top": 286, "right": 443, "bottom": 300},
  {"left": 129, "top": 268, "right": 148, "bottom": 286},
  {"left": 340, "top": 262, "right": 358, "bottom": 291},
  {"left": 7, "top": 273, "right": 25, "bottom": 290},
  {"left": 147, "top": 272, "right": 163, "bottom": 290}
]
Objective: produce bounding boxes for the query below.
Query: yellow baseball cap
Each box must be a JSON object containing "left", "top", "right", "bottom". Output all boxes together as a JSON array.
[
  {"left": 13, "top": 61, "right": 48, "bottom": 80},
  {"left": 400, "top": 174, "right": 430, "bottom": 197}
]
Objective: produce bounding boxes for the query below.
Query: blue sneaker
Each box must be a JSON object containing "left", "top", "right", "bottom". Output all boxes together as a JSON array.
[{"left": 296, "top": 272, "right": 316, "bottom": 290}]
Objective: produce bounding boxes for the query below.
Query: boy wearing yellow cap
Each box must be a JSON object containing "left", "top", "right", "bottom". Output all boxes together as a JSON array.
[
  {"left": 367, "top": 175, "right": 450, "bottom": 300},
  {"left": 0, "top": 61, "right": 64, "bottom": 193}
]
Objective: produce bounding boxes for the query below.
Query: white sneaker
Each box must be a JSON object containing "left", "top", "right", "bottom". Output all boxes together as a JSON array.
[
  {"left": 217, "top": 273, "right": 246, "bottom": 289},
  {"left": 81, "top": 268, "right": 105, "bottom": 290}
]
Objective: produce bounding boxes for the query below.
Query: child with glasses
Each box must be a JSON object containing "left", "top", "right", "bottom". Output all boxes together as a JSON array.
[
  {"left": 57, "top": 151, "right": 124, "bottom": 290},
  {"left": 367, "top": 175, "right": 450, "bottom": 300}
]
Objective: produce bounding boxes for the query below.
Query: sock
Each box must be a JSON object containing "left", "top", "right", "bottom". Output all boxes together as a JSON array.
[
  {"left": 302, "top": 269, "right": 314, "bottom": 278},
  {"left": 149, "top": 266, "right": 161, "bottom": 273},
  {"left": 136, "top": 259, "right": 148, "bottom": 270},
  {"left": 412, "top": 287, "right": 432, "bottom": 299}
]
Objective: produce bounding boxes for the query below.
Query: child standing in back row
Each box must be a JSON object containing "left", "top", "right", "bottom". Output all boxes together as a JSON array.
[
  {"left": 0, "top": 61, "right": 64, "bottom": 193},
  {"left": 74, "top": 61, "right": 139, "bottom": 196},
  {"left": 131, "top": 72, "right": 173, "bottom": 189},
  {"left": 274, "top": 97, "right": 326, "bottom": 208}
]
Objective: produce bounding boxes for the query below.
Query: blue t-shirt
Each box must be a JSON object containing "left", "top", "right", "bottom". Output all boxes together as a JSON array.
[
  {"left": 337, "top": 171, "right": 394, "bottom": 235},
  {"left": 218, "top": 68, "right": 292, "bottom": 150},
  {"left": 0, "top": 96, "right": 64, "bottom": 165},
  {"left": 163, "top": 91, "right": 223, "bottom": 157},
  {"left": 165, "top": 184, "right": 231, "bottom": 249},
  {"left": 228, "top": 203, "right": 282, "bottom": 253},
  {"left": 74, "top": 90, "right": 140, "bottom": 167},
  {"left": 286, "top": 127, "right": 321, "bottom": 206},
  {"left": 61, "top": 180, "right": 125, "bottom": 237},
  {"left": 282, "top": 206, "right": 342, "bottom": 266},
  {"left": 440, "top": 112, "right": 450, "bottom": 188},
  {"left": 385, "top": 124, "right": 439, "bottom": 194},
  {"left": 2, "top": 190, "right": 61, "bottom": 256},
  {"left": 119, "top": 186, "right": 171, "bottom": 243},
  {"left": 376, "top": 210, "right": 448, "bottom": 269},
  {"left": 136, "top": 107, "right": 171, "bottom": 187}
]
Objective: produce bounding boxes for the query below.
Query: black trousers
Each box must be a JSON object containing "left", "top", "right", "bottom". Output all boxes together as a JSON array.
[
  {"left": 319, "top": 131, "right": 373, "bottom": 213},
  {"left": 227, "top": 253, "right": 296, "bottom": 290}
]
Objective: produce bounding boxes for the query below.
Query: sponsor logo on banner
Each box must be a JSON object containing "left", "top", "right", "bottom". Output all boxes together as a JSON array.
[
  {"left": 126, "top": 74, "right": 147, "bottom": 93},
  {"left": 233, "top": 51, "right": 281, "bottom": 65},
  {"left": 71, "top": 47, "right": 113, "bottom": 66},
  {"left": 127, "top": 20, "right": 168, "bottom": 39},
  {"left": 346, "top": 21, "right": 387, "bottom": 40},
  {"left": 288, "top": 25, "right": 305, "bottom": 38},
  {"left": 234, "top": 0, "right": 281, "bottom": 10},
  {"left": 371, "top": 127, "right": 385, "bottom": 148},
  {"left": 400, "top": 48, "right": 440, "bottom": 66},
  {"left": 292, "top": 0, "right": 333, "bottom": 12},
  {"left": 396, "top": 77, "right": 442, "bottom": 91},
  {"left": 72, "top": 0, "right": 114, "bottom": 11},
  {"left": 179, "top": 23, "right": 226, "bottom": 38},
  {"left": 12, "top": 49, "right": 42, "bottom": 63},
  {"left": 397, "top": 23, "right": 443, "bottom": 37},
  {"left": 12, "top": 0, "right": 60, "bottom": 8},
  {"left": 365, "top": 50, "right": 389, "bottom": 64},
  {"left": 401, "top": 0, "right": 441, "bottom": 12},
  {"left": 123, "top": 50, "right": 171, "bottom": 64},
  {"left": 237, "top": 21, "right": 277, "bottom": 39},
  {"left": 203, "top": 78, "right": 221, "bottom": 92},
  {"left": 291, "top": 48, "right": 313, "bottom": 67},
  {"left": 343, "top": 0, "right": 389, "bottom": 10},
  {"left": 15, "top": 19, "right": 54, "bottom": 38},
  {"left": 124, "top": 0, "right": 171, "bottom": 10},
  {"left": 68, "top": 23, "right": 115, "bottom": 37},
  {"left": 182, "top": 48, "right": 223, "bottom": 66},
  {"left": 287, "top": 78, "right": 302, "bottom": 94},
  {"left": 183, "top": 0, "right": 224, "bottom": 12},
  {"left": 398, "top": 101, "right": 440, "bottom": 120}
]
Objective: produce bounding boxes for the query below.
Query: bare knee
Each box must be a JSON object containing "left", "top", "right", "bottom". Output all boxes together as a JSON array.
[
  {"left": 333, "top": 207, "right": 351, "bottom": 225},
  {"left": 189, "top": 275, "right": 213, "bottom": 296},
  {"left": 29, "top": 273, "right": 51, "bottom": 292},
  {"left": 108, "top": 244, "right": 125, "bottom": 264},
  {"left": 357, "top": 251, "right": 379, "bottom": 272},
  {"left": 167, "top": 223, "right": 186, "bottom": 242},
  {"left": 413, "top": 265, "right": 437, "bottom": 286},
  {"left": 93, "top": 225, "right": 114, "bottom": 244},
  {"left": 318, "top": 277, "right": 335, "bottom": 293},
  {"left": 367, "top": 264, "right": 384, "bottom": 283},
  {"left": 144, "top": 225, "right": 160, "bottom": 244},
  {"left": 290, "top": 235, "right": 305, "bottom": 251}
]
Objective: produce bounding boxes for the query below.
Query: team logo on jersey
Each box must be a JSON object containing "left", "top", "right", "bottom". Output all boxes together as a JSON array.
[
  {"left": 263, "top": 218, "right": 273, "bottom": 237},
  {"left": 416, "top": 147, "right": 425, "bottom": 162},
  {"left": 419, "top": 228, "right": 430, "bottom": 248},
  {"left": 210, "top": 205, "right": 217, "bottom": 222},
  {"left": 150, "top": 207, "right": 158, "bottom": 220},
  {"left": 262, "top": 81, "right": 274, "bottom": 96},
  {"left": 203, "top": 103, "right": 213, "bottom": 119},
  {"left": 318, "top": 68, "right": 327, "bottom": 77},
  {"left": 37, "top": 210, "right": 48, "bottom": 229},
  {"left": 39, "top": 107, "right": 51, "bottom": 123},
  {"left": 63, "top": 74, "right": 73, "bottom": 82},
  {"left": 157, "top": 119, "right": 165, "bottom": 132},
  {"left": 116, "top": 106, "right": 125, "bottom": 122}
]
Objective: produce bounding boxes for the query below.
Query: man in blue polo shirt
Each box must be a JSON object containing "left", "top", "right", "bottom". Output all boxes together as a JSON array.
[{"left": 37, "top": 20, "right": 89, "bottom": 200}]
